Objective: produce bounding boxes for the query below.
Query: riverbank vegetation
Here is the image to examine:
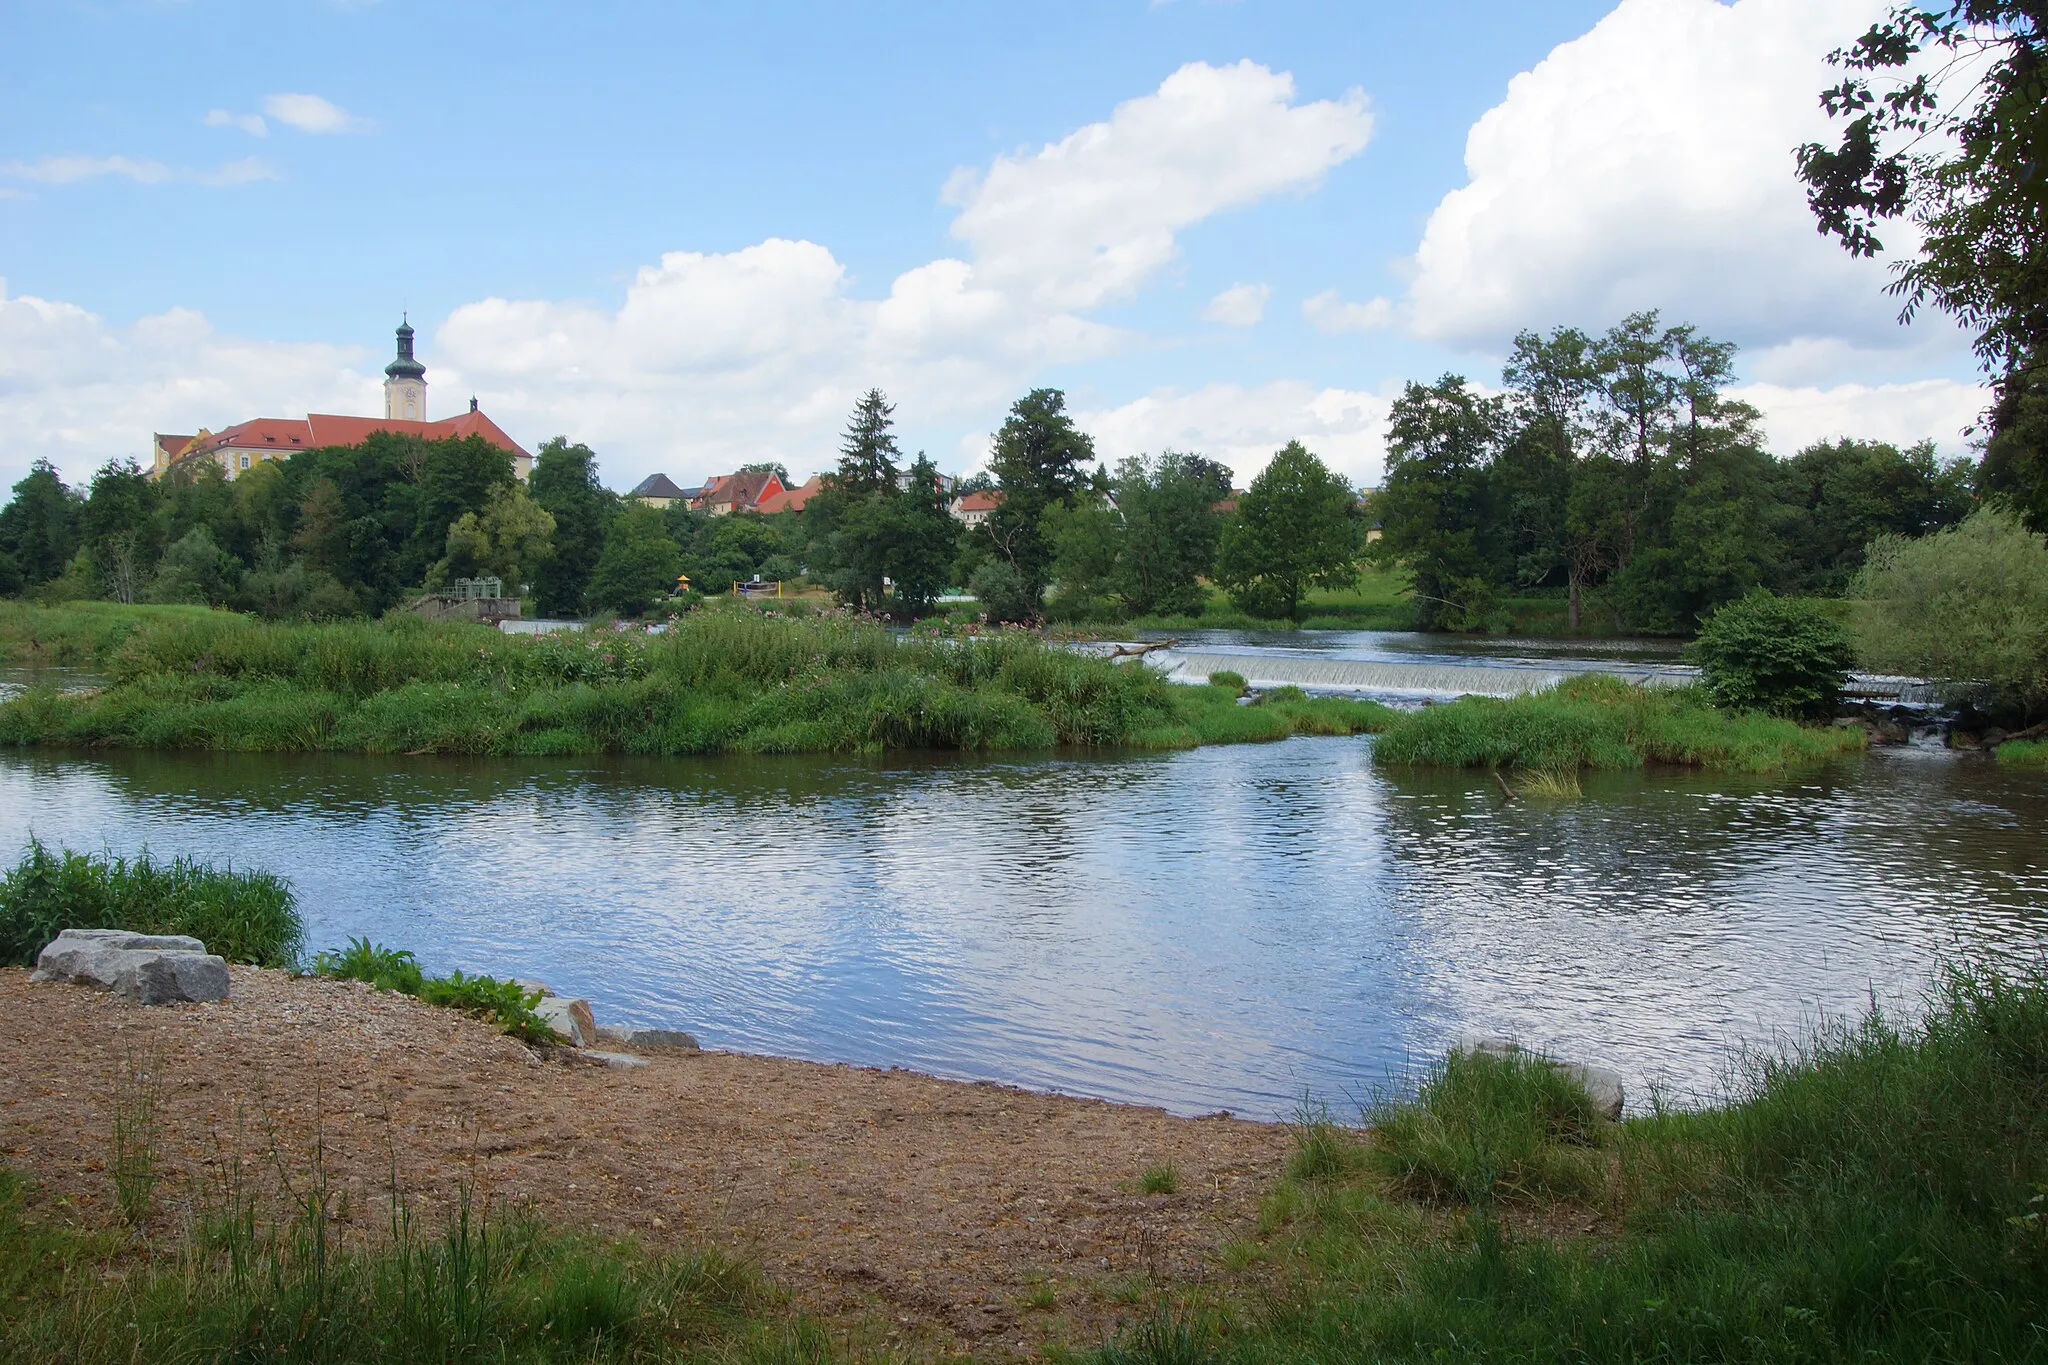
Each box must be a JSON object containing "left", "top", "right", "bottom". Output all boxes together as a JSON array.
[
  {"left": 0, "top": 838, "right": 302, "bottom": 969},
  {"left": 312, "top": 936, "right": 560, "bottom": 1043},
  {"left": 1102, "top": 959, "right": 2048, "bottom": 1364},
  {"left": 0, "top": 1163, "right": 812, "bottom": 1363},
  {"left": 1371, "top": 674, "right": 1865, "bottom": 774},
  {"left": 0, "top": 602, "right": 1390, "bottom": 756}
]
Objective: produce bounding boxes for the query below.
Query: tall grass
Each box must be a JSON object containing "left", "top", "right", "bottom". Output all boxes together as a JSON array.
[
  {"left": 0, "top": 837, "right": 304, "bottom": 968},
  {"left": 0, "top": 603, "right": 1389, "bottom": 756},
  {"left": 0, "top": 1162, "right": 808, "bottom": 1363},
  {"left": 312, "top": 937, "right": 561, "bottom": 1045},
  {"left": 1102, "top": 959, "right": 2048, "bottom": 1364},
  {"left": 1372, "top": 672, "right": 1865, "bottom": 773},
  {"left": 1997, "top": 738, "right": 2048, "bottom": 769}
]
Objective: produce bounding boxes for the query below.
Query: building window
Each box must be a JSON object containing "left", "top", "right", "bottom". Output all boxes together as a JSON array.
[{"left": 239, "top": 454, "right": 250, "bottom": 470}]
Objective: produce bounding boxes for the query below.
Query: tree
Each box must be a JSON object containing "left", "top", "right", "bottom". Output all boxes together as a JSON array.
[
  {"left": 293, "top": 478, "right": 352, "bottom": 578},
  {"left": 985, "top": 388, "right": 1095, "bottom": 600},
  {"left": 147, "top": 526, "right": 242, "bottom": 606},
  {"left": 588, "top": 503, "right": 684, "bottom": 616},
  {"left": 433, "top": 483, "right": 556, "bottom": 590},
  {"left": 1797, "top": 3, "right": 2048, "bottom": 529},
  {"left": 529, "top": 437, "right": 614, "bottom": 616},
  {"left": 1214, "top": 441, "right": 1359, "bottom": 620},
  {"left": 0, "top": 461, "right": 80, "bottom": 588},
  {"left": 1691, "top": 591, "right": 1856, "bottom": 719},
  {"left": 1853, "top": 505, "right": 2048, "bottom": 719},
  {"left": 1042, "top": 494, "right": 1122, "bottom": 618},
  {"left": 835, "top": 389, "right": 900, "bottom": 496},
  {"left": 408, "top": 435, "right": 515, "bottom": 583},
  {"left": 81, "top": 459, "right": 161, "bottom": 604},
  {"left": 1779, "top": 438, "right": 1976, "bottom": 591},
  {"left": 1114, "top": 452, "right": 1231, "bottom": 617},
  {"left": 1376, "top": 379, "right": 1504, "bottom": 630},
  {"left": 886, "top": 453, "right": 962, "bottom": 614}
]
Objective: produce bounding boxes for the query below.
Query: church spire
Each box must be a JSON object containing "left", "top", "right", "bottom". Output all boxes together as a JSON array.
[{"left": 383, "top": 316, "right": 428, "bottom": 420}]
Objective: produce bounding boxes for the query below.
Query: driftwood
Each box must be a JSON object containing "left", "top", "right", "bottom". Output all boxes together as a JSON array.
[
  {"left": 1106, "top": 639, "right": 1180, "bottom": 659},
  {"left": 1988, "top": 719, "right": 2048, "bottom": 748}
]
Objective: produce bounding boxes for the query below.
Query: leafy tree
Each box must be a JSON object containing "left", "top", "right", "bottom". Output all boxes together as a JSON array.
[
  {"left": 1215, "top": 441, "right": 1359, "bottom": 620},
  {"left": 1854, "top": 505, "right": 2048, "bottom": 718},
  {"left": 1377, "top": 379, "right": 1505, "bottom": 630},
  {"left": 293, "top": 478, "right": 352, "bottom": 578},
  {"left": 1691, "top": 591, "right": 1855, "bottom": 718},
  {"left": 0, "top": 549, "right": 20, "bottom": 597},
  {"left": 529, "top": 437, "right": 614, "bottom": 616},
  {"left": 985, "top": 388, "right": 1095, "bottom": 601},
  {"left": 1797, "top": 3, "right": 2048, "bottom": 529},
  {"left": 0, "top": 461, "right": 80, "bottom": 588},
  {"left": 147, "top": 526, "right": 242, "bottom": 606},
  {"left": 969, "top": 557, "right": 1037, "bottom": 624},
  {"left": 588, "top": 503, "right": 683, "bottom": 616},
  {"left": 1043, "top": 495, "right": 1123, "bottom": 618},
  {"left": 408, "top": 435, "right": 515, "bottom": 583},
  {"left": 887, "top": 453, "right": 962, "bottom": 614},
  {"left": 1779, "top": 438, "right": 1976, "bottom": 591},
  {"left": 81, "top": 459, "right": 162, "bottom": 604},
  {"left": 433, "top": 484, "right": 556, "bottom": 590},
  {"left": 1113, "top": 452, "right": 1231, "bottom": 617}
]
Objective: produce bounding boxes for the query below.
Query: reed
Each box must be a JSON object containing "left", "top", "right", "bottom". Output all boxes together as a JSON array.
[
  {"left": 0, "top": 603, "right": 1388, "bottom": 756},
  {"left": 0, "top": 837, "right": 304, "bottom": 969}
]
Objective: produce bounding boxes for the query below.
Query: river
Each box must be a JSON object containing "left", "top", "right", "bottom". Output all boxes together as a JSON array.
[{"left": 4, "top": 699, "right": 2044, "bottom": 1118}]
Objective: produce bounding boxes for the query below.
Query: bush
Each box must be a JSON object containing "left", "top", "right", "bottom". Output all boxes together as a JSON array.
[
  {"left": 0, "top": 838, "right": 303, "bottom": 968},
  {"left": 1207, "top": 670, "right": 1247, "bottom": 695},
  {"left": 1690, "top": 590, "right": 1855, "bottom": 718},
  {"left": 1369, "top": 1048, "right": 1609, "bottom": 1204},
  {"left": 312, "top": 937, "right": 558, "bottom": 1044},
  {"left": 1854, "top": 504, "right": 2048, "bottom": 717},
  {"left": 968, "top": 558, "right": 1038, "bottom": 624}
]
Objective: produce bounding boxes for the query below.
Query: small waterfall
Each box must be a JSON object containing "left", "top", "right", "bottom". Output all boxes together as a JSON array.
[{"left": 1144, "top": 650, "right": 1681, "bottom": 698}]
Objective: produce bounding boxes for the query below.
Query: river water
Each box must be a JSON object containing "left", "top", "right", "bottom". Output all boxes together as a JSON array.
[{"left": 4, "top": 716, "right": 2044, "bottom": 1117}]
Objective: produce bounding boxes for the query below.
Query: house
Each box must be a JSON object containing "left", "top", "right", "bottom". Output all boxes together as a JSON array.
[
  {"left": 949, "top": 489, "right": 1002, "bottom": 526},
  {"left": 754, "top": 474, "right": 823, "bottom": 515},
  {"left": 694, "top": 469, "right": 785, "bottom": 516},
  {"left": 628, "top": 473, "right": 691, "bottom": 508},
  {"left": 152, "top": 321, "right": 532, "bottom": 482}
]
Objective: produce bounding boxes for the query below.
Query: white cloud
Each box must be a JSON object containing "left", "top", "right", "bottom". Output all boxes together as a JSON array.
[
  {"left": 0, "top": 280, "right": 375, "bottom": 489},
  {"left": 946, "top": 60, "right": 1371, "bottom": 311},
  {"left": 1734, "top": 378, "right": 1989, "bottom": 458},
  {"left": 262, "top": 92, "right": 364, "bottom": 134},
  {"left": 1404, "top": 0, "right": 1939, "bottom": 360},
  {"left": 1303, "top": 289, "right": 1394, "bottom": 334},
  {"left": 0, "top": 153, "right": 275, "bottom": 188},
  {"left": 1078, "top": 381, "right": 1395, "bottom": 487},
  {"left": 1203, "top": 282, "right": 1270, "bottom": 326},
  {"left": 204, "top": 109, "right": 268, "bottom": 137}
]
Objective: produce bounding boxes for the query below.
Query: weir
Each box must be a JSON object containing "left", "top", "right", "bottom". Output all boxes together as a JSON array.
[{"left": 1143, "top": 650, "right": 1638, "bottom": 697}]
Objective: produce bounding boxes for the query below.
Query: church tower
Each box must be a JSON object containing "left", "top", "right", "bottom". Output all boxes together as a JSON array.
[{"left": 383, "top": 318, "right": 428, "bottom": 421}]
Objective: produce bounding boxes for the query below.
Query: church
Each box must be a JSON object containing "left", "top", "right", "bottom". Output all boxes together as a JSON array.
[{"left": 150, "top": 321, "right": 533, "bottom": 482}]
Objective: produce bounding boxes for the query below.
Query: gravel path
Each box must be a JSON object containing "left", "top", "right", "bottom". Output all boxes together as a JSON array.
[{"left": 0, "top": 966, "right": 1290, "bottom": 1355}]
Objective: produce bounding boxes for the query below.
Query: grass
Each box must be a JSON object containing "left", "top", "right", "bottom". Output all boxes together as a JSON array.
[
  {"left": 0, "top": 602, "right": 1389, "bottom": 757},
  {"left": 312, "top": 937, "right": 562, "bottom": 1045},
  {"left": 1997, "top": 738, "right": 2048, "bottom": 769},
  {"left": 1372, "top": 672, "right": 1867, "bottom": 774},
  {"left": 0, "top": 836, "right": 305, "bottom": 969},
  {"left": 0, "top": 1162, "right": 818, "bottom": 1364},
  {"left": 1139, "top": 1163, "right": 1181, "bottom": 1195},
  {"left": 1510, "top": 766, "right": 1583, "bottom": 799},
  {"left": 1099, "top": 957, "right": 2048, "bottom": 1364}
]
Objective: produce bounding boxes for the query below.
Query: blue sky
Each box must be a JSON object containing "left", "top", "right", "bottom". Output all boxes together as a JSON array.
[{"left": 0, "top": 0, "right": 1987, "bottom": 495}]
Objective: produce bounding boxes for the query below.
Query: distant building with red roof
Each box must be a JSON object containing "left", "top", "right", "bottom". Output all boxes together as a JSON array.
[
  {"left": 949, "top": 489, "right": 1002, "bottom": 526},
  {"left": 694, "top": 469, "right": 785, "bottom": 516},
  {"left": 153, "top": 321, "right": 532, "bottom": 483},
  {"left": 754, "top": 474, "right": 822, "bottom": 515}
]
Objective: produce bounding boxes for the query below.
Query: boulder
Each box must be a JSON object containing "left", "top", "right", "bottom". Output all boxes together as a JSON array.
[
  {"left": 583, "top": 1050, "right": 650, "bottom": 1070},
  {"left": 32, "top": 929, "right": 229, "bottom": 1006},
  {"left": 618, "top": 1026, "right": 700, "bottom": 1052},
  {"left": 1455, "top": 1035, "right": 1624, "bottom": 1121},
  {"left": 533, "top": 995, "right": 596, "bottom": 1047}
]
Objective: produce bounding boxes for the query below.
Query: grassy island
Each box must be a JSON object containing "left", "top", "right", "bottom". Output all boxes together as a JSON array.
[{"left": 0, "top": 602, "right": 1389, "bottom": 756}]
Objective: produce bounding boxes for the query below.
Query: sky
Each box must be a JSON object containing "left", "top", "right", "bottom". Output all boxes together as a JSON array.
[{"left": 0, "top": 0, "right": 1991, "bottom": 497}]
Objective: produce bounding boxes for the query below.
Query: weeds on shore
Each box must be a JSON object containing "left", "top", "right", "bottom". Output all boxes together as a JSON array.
[
  {"left": 106, "top": 1047, "right": 163, "bottom": 1229},
  {"left": 312, "top": 937, "right": 560, "bottom": 1045},
  {"left": 0, "top": 603, "right": 1387, "bottom": 756},
  {"left": 1998, "top": 738, "right": 2048, "bottom": 769},
  {"left": 0, "top": 837, "right": 304, "bottom": 968},
  {"left": 1103, "top": 958, "right": 2048, "bottom": 1364},
  {"left": 1372, "top": 672, "right": 1866, "bottom": 774}
]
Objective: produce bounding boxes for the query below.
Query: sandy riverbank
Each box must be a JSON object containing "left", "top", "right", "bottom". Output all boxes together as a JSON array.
[{"left": 0, "top": 966, "right": 1289, "bottom": 1354}]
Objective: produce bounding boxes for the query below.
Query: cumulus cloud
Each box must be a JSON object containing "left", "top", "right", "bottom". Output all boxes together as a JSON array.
[
  {"left": 262, "top": 93, "right": 365, "bottom": 134},
  {"left": 1078, "top": 381, "right": 1396, "bottom": 487},
  {"left": 204, "top": 109, "right": 268, "bottom": 137},
  {"left": 1203, "top": 283, "right": 1270, "bottom": 326},
  {"left": 1734, "top": 378, "right": 1989, "bottom": 458},
  {"left": 0, "top": 281, "right": 375, "bottom": 488},
  {"left": 1302, "top": 290, "right": 1394, "bottom": 334},
  {"left": 1404, "top": 0, "right": 1935, "bottom": 359}
]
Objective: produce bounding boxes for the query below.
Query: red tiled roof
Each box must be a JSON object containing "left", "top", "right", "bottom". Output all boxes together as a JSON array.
[
  {"left": 305, "top": 411, "right": 530, "bottom": 459},
  {"left": 696, "top": 470, "right": 783, "bottom": 510},
  {"left": 953, "top": 490, "right": 1002, "bottom": 513},
  {"left": 754, "top": 475, "right": 822, "bottom": 515},
  {"left": 189, "top": 419, "right": 314, "bottom": 455}
]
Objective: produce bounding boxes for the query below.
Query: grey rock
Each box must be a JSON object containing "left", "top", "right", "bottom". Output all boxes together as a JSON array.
[
  {"left": 32, "top": 929, "right": 228, "bottom": 1005},
  {"left": 533, "top": 995, "right": 596, "bottom": 1047},
  {"left": 583, "top": 1050, "right": 650, "bottom": 1070},
  {"left": 1455, "top": 1035, "right": 1625, "bottom": 1121}
]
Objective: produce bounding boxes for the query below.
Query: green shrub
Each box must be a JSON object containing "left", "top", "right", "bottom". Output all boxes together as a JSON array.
[
  {"left": 968, "top": 558, "right": 1039, "bottom": 624},
  {"left": 310, "top": 936, "right": 425, "bottom": 994},
  {"left": 1138, "top": 1163, "right": 1181, "bottom": 1195},
  {"left": 1854, "top": 504, "right": 2048, "bottom": 715},
  {"left": 1369, "top": 1048, "right": 1609, "bottom": 1205},
  {"left": 0, "top": 838, "right": 303, "bottom": 968},
  {"left": 1996, "top": 737, "right": 2048, "bottom": 768},
  {"left": 1690, "top": 589, "right": 1855, "bottom": 718},
  {"left": 311, "top": 939, "right": 558, "bottom": 1045},
  {"left": 1206, "top": 670, "right": 1247, "bottom": 695}
]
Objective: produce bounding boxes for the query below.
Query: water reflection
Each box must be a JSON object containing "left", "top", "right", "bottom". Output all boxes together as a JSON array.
[{"left": 2, "top": 743, "right": 2042, "bottom": 1117}]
